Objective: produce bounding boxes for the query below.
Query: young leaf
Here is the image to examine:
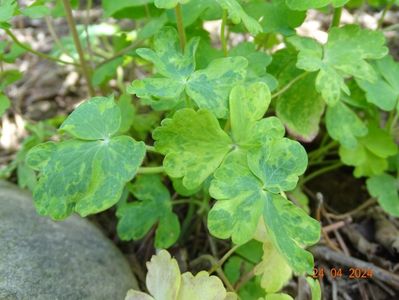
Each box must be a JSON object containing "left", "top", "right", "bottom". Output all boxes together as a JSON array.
[
  {"left": 357, "top": 55, "right": 399, "bottom": 111},
  {"left": 325, "top": 101, "right": 368, "bottom": 148},
  {"left": 217, "top": 0, "right": 262, "bottom": 35},
  {"left": 306, "top": 277, "right": 322, "bottom": 300},
  {"left": 289, "top": 25, "right": 388, "bottom": 105},
  {"left": 27, "top": 97, "right": 146, "bottom": 219},
  {"left": 263, "top": 293, "right": 293, "bottom": 300},
  {"left": 153, "top": 108, "right": 232, "bottom": 189},
  {"left": 116, "top": 175, "right": 180, "bottom": 248},
  {"left": 254, "top": 237, "right": 292, "bottom": 293},
  {"left": 286, "top": 0, "right": 349, "bottom": 10},
  {"left": 125, "top": 250, "right": 237, "bottom": 300},
  {"left": 367, "top": 173, "right": 399, "bottom": 217}
]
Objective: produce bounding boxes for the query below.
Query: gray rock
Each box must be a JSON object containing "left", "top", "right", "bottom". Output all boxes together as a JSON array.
[{"left": 0, "top": 181, "right": 137, "bottom": 300}]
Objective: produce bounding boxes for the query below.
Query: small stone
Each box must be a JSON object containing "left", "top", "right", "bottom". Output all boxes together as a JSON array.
[{"left": 0, "top": 181, "right": 137, "bottom": 300}]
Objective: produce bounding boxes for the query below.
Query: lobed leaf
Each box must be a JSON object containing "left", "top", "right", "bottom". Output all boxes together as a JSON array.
[
  {"left": 116, "top": 175, "right": 180, "bottom": 248},
  {"left": 153, "top": 108, "right": 232, "bottom": 189},
  {"left": 286, "top": 0, "right": 349, "bottom": 10},
  {"left": 27, "top": 97, "right": 146, "bottom": 219}
]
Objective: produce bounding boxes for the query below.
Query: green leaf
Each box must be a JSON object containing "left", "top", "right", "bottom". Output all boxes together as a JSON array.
[
  {"left": 339, "top": 125, "right": 397, "bottom": 177},
  {"left": 218, "top": 0, "right": 262, "bottom": 35},
  {"left": 276, "top": 73, "right": 325, "bottom": 142},
  {"left": 326, "top": 101, "right": 368, "bottom": 148},
  {"left": 102, "top": 0, "right": 153, "bottom": 17},
  {"left": 27, "top": 97, "right": 146, "bottom": 219},
  {"left": 153, "top": 108, "right": 232, "bottom": 189},
  {"left": 286, "top": 0, "right": 349, "bottom": 10},
  {"left": 92, "top": 57, "right": 124, "bottom": 86},
  {"left": 0, "top": 0, "right": 17, "bottom": 23},
  {"left": 154, "top": 0, "right": 190, "bottom": 9},
  {"left": 21, "top": 4, "right": 51, "bottom": 18},
  {"left": 289, "top": 25, "right": 388, "bottom": 105},
  {"left": 117, "top": 94, "right": 136, "bottom": 133},
  {"left": 186, "top": 56, "right": 248, "bottom": 118},
  {"left": 357, "top": 55, "right": 399, "bottom": 111},
  {"left": 263, "top": 194, "right": 320, "bottom": 274},
  {"left": 116, "top": 175, "right": 180, "bottom": 248},
  {"left": 367, "top": 174, "right": 399, "bottom": 217},
  {"left": 246, "top": 0, "right": 306, "bottom": 35},
  {"left": 60, "top": 97, "right": 121, "bottom": 140},
  {"left": 263, "top": 294, "right": 293, "bottom": 300},
  {"left": 0, "top": 94, "right": 11, "bottom": 117}
]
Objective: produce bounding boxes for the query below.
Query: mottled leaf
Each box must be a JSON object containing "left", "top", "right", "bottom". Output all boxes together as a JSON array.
[
  {"left": 286, "top": 0, "right": 349, "bottom": 10},
  {"left": 116, "top": 175, "right": 180, "bottom": 248},
  {"left": 367, "top": 174, "right": 399, "bottom": 217},
  {"left": 326, "top": 101, "right": 368, "bottom": 148},
  {"left": 27, "top": 97, "right": 146, "bottom": 219},
  {"left": 186, "top": 57, "right": 248, "bottom": 118},
  {"left": 289, "top": 25, "right": 388, "bottom": 105},
  {"left": 153, "top": 109, "right": 232, "bottom": 189},
  {"left": 60, "top": 97, "right": 121, "bottom": 140},
  {"left": 357, "top": 55, "right": 399, "bottom": 111},
  {"left": 208, "top": 151, "right": 265, "bottom": 245},
  {"left": 248, "top": 138, "right": 308, "bottom": 193},
  {"left": 263, "top": 194, "right": 320, "bottom": 274},
  {"left": 218, "top": 0, "right": 262, "bottom": 35}
]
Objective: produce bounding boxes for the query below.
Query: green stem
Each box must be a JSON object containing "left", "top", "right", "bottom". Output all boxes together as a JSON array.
[
  {"left": 137, "top": 166, "right": 164, "bottom": 174},
  {"left": 331, "top": 7, "right": 343, "bottom": 28},
  {"left": 221, "top": 9, "right": 228, "bottom": 56},
  {"left": 301, "top": 162, "right": 343, "bottom": 185},
  {"left": 271, "top": 72, "right": 308, "bottom": 99},
  {"left": 172, "top": 199, "right": 204, "bottom": 207},
  {"left": 209, "top": 244, "right": 240, "bottom": 274},
  {"left": 62, "top": 0, "right": 95, "bottom": 97},
  {"left": 4, "top": 28, "right": 79, "bottom": 66},
  {"left": 145, "top": 145, "right": 159, "bottom": 153},
  {"left": 175, "top": 4, "right": 186, "bottom": 50},
  {"left": 308, "top": 140, "right": 338, "bottom": 161},
  {"left": 84, "top": 0, "right": 94, "bottom": 68},
  {"left": 378, "top": 0, "right": 394, "bottom": 29}
]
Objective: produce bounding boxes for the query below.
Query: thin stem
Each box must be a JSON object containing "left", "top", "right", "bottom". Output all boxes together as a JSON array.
[
  {"left": 137, "top": 166, "right": 164, "bottom": 174},
  {"left": 45, "top": 16, "right": 76, "bottom": 62},
  {"left": 271, "top": 72, "right": 308, "bottom": 99},
  {"left": 208, "top": 244, "right": 240, "bottom": 274},
  {"left": 301, "top": 162, "right": 343, "bottom": 185},
  {"left": 378, "top": 0, "right": 394, "bottom": 29},
  {"left": 84, "top": 0, "right": 95, "bottom": 68},
  {"left": 331, "top": 7, "right": 343, "bottom": 28},
  {"left": 175, "top": 4, "right": 186, "bottom": 50},
  {"left": 4, "top": 28, "right": 79, "bottom": 66},
  {"left": 235, "top": 269, "right": 255, "bottom": 291},
  {"left": 145, "top": 145, "right": 159, "bottom": 153},
  {"left": 221, "top": 9, "right": 228, "bottom": 56},
  {"left": 62, "top": 0, "right": 95, "bottom": 97}
]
